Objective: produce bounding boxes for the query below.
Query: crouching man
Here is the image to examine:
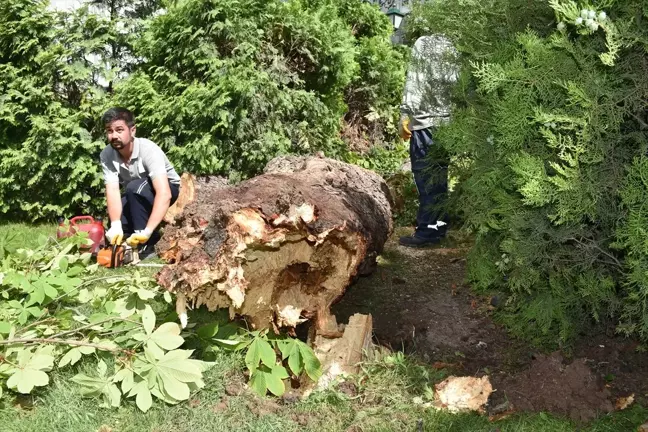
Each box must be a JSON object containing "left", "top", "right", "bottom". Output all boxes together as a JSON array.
[{"left": 100, "top": 107, "right": 181, "bottom": 258}]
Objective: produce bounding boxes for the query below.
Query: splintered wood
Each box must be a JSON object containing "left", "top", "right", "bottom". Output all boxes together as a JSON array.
[
  {"left": 309, "top": 314, "right": 374, "bottom": 390},
  {"left": 156, "top": 156, "right": 393, "bottom": 332}
]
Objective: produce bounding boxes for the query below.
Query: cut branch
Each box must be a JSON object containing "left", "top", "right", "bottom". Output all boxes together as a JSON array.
[{"left": 0, "top": 338, "right": 122, "bottom": 353}]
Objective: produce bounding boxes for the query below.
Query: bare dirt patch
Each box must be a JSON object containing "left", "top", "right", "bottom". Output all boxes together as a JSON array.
[{"left": 332, "top": 229, "right": 648, "bottom": 423}]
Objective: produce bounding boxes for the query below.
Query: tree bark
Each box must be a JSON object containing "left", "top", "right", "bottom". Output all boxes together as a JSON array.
[{"left": 156, "top": 156, "right": 393, "bottom": 331}]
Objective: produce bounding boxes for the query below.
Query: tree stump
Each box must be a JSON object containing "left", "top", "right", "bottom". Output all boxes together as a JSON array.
[{"left": 156, "top": 156, "right": 393, "bottom": 331}]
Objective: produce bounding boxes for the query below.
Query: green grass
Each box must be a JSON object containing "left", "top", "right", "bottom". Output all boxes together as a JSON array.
[
  {"left": 1, "top": 350, "right": 646, "bottom": 432},
  {"left": 1, "top": 223, "right": 647, "bottom": 431}
]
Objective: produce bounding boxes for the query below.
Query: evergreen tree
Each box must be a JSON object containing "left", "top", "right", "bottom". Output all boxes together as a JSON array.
[{"left": 407, "top": 0, "right": 648, "bottom": 344}]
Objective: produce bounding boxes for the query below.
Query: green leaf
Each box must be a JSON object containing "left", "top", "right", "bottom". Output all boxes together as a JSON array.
[
  {"left": 249, "top": 370, "right": 267, "bottom": 396},
  {"left": 265, "top": 366, "right": 286, "bottom": 396},
  {"left": 299, "top": 343, "right": 322, "bottom": 382},
  {"left": 66, "top": 266, "right": 84, "bottom": 277},
  {"left": 287, "top": 349, "right": 303, "bottom": 376},
  {"left": 97, "top": 359, "right": 108, "bottom": 377},
  {"left": 196, "top": 322, "right": 219, "bottom": 339},
  {"left": 114, "top": 369, "right": 135, "bottom": 394},
  {"left": 58, "top": 348, "right": 82, "bottom": 368},
  {"left": 245, "top": 337, "right": 276, "bottom": 372},
  {"left": 142, "top": 305, "right": 155, "bottom": 335},
  {"left": 272, "top": 364, "right": 290, "bottom": 380},
  {"left": 7, "top": 369, "right": 49, "bottom": 394},
  {"left": 78, "top": 345, "right": 96, "bottom": 355},
  {"left": 163, "top": 291, "right": 172, "bottom": 303},
  {"left": 0, "top": 321, "right": 11, "bottom": 334},
  {"left": 150, "top": 322, "right": 184, "bottom": 350},
  {"left": 135, "top": 384, "right": 153, "bottom": 412},
  {"left": 276, "top": 338, "right": 298, "bottom": 360},
  {"left": 137, "top": 288, "right": 156, "bottom": 300},
  {"left": 160, "top": 373, "right": 190, "bottom": 401},
  {"left": 107, "top": 383, "right": 121, "bottom": 407},
  {"left": 146, "top": 340, "right": 166, "bottom": 359},
  {"left": 26, "top": 284, "right": 45, "bottom": 306},
  {"left": 43, "top": 283, "right": 58, "bottom": 299},
  {"left": 59, "top": 257, "right": 68, "bottom": 272}
]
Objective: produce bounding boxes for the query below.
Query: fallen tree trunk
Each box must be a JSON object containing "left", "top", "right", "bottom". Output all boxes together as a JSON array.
[{"left": 156, "top": 156, "right": 393, "bottom": 331}]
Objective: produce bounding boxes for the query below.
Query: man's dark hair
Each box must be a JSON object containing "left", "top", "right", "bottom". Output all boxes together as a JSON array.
[{"left": 102, "top": 107, "right": 135, "bottom": 128}]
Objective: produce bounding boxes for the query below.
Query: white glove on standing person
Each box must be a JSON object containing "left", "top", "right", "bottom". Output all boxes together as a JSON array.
[{"left": 106, "top": 220, "right": 124, "bottom": 245}]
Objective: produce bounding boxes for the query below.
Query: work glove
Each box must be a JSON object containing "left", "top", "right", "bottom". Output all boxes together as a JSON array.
[
  {"left": 399, "top": 117, "right": 412, "bottom": 141},
  {"left": 126, "top": 228, "right": 153, "bottom": 247},
  {"left": 106, "top": 221, "right": 124, "bottom": 245}
]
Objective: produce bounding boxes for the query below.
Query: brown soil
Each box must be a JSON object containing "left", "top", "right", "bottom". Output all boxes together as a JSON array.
[{"left": 331, "top": 229, "right": 648, "bottom": 423}]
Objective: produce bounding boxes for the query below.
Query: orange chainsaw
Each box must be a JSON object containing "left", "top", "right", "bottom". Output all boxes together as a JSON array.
[{"left": 96, "top": 243, "right": 135, "bottom": 268}]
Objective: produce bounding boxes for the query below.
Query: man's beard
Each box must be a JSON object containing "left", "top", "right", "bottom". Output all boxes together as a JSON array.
[{"left": 111, "top": 140, "right": 125, "bottom": 150}]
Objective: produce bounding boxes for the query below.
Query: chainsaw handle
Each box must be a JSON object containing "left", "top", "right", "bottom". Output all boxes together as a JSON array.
[
  {"left": 111, "top": 243, "right": 119, "bottom": 268},
  {"left": 70, "top": 216, "right": 95, "bottom": 225}
]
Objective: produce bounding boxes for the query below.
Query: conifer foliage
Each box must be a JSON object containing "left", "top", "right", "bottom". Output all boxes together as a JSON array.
[{"left": 407, "top": 0, "right": 648, "bottom": 344}]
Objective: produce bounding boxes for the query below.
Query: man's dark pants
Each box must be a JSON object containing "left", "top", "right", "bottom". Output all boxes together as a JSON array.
[
  {"left": 121, "top": 177, "right": 180, "bottom": 247},
  {"left": 410, "top": 127, "right": 448, "bottom": 240}
]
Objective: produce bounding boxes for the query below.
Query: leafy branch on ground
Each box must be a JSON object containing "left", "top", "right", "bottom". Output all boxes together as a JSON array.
[{"left": 0, "top": 232, "right": 322, "bottom": 410}]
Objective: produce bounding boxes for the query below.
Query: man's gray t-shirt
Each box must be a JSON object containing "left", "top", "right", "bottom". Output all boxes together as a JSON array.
[{"left": 100, "top": 137, "right": 181, "bottom": 186}]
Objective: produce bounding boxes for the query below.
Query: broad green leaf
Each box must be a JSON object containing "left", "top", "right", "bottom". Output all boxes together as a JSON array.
[
  {"left": 58, "top": 348, "right": 82, "bottom": 367},
  {"left": 132, "top": 332, "right": 148, "bottom": 342},
  {"left": 265, "top": 367, "right": 286, "bottom": 396},
  {"left": 155, "top": 350, "right": 203, "bottom": 382},
  {"left": 135, "top": 384, "right": 153, "bottom": 412},
  {"left": 7, "top": 369, "right": 49, "bottom": 394},
  {"left": 249, "top": 370, "right": 267, "bottom": 396},
  {"left": 160, "top": 373, "right": 190, "bottom": 401},
  {"left": 107, "top": 383, "right": 121, "bottom": 407},
  {"left": 272, "top": 364, "right": 290, "bottom": 380},
  {"left": 137, "top": 288, "right": 156, "bottom": 300},
  {"left": 146, "top": 340, "right": 166, "bottom": 359},
  {"left": 150, "top": 322, "right": 184, "bottom": 350},
  {"left": 163, "top": 291, "right": 172, "bottom": 303},
  {"left": 58, "top": 257, "right": 68, "bottom": 272},
  {"left": 0, "top": 321, "right": 11, "bottom": 334},
  {"left": 97, "top": 359, "right": 108, "bottom": 377},
  {"left": 27, "top": 307, "right": 44, "bottom": 319},
  {"left": 104, "top": 301, "right": 116, "bottom": 314},
  {"left": 111, "top": 368, "right": 134, "bottom": 396},
  {"left": 78, "top": 345, "right": 96, "bottom": 355},
  {"left": 196, "top": 322, "right": 219, "bottom": 339},
  {"left": 288, "top": 349, "right": 303, "bottom": 376},
  {"left": 66, "top": 266, "right": 84, "bottom": 277},
  {"left": 26, "top": 284, "right": 45, "bottom": 306},
  {"left": 276, "top": 338, "right": 298, "bottom": 360},
  {"left": 142, "top": 305, "right": 155, "bottom": 335},
  {"left": 77, "top": 288, "right": 93, "bottom": 303},
  {"left": 43, "top": 283, "right": 58, "bottom": 299},
  {"left": 245, "top": 337, "right": 276, "bottom": 372},
  {"left": 299, "top": 343, "right": 322, "bottom": 382},
  {"left": 8, "top": 300, "right": 22, "bottom": 309}
]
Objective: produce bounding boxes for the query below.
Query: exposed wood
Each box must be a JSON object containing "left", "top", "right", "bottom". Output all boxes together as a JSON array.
[
  {"left": 163, "top": 173, "right": 228, "bottom": 224},
  {"left": 308, "top": 313, "right": 374, "bottom": 390},
  {"left": 156, "top": 156, "right": 393, "bottom": 331}
]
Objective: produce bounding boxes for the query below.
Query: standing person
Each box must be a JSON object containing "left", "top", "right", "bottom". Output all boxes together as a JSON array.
[
  {"left": 100, "top": 107, "right": 181, "bottom": 258},
  {"left": 398, "top": 35, "right": 458, "bottom": 247}
]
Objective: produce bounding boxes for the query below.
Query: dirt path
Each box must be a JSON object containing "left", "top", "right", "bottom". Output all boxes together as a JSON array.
[{"left": 332, "top": 229, "right": 647, "bottom": 423}]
